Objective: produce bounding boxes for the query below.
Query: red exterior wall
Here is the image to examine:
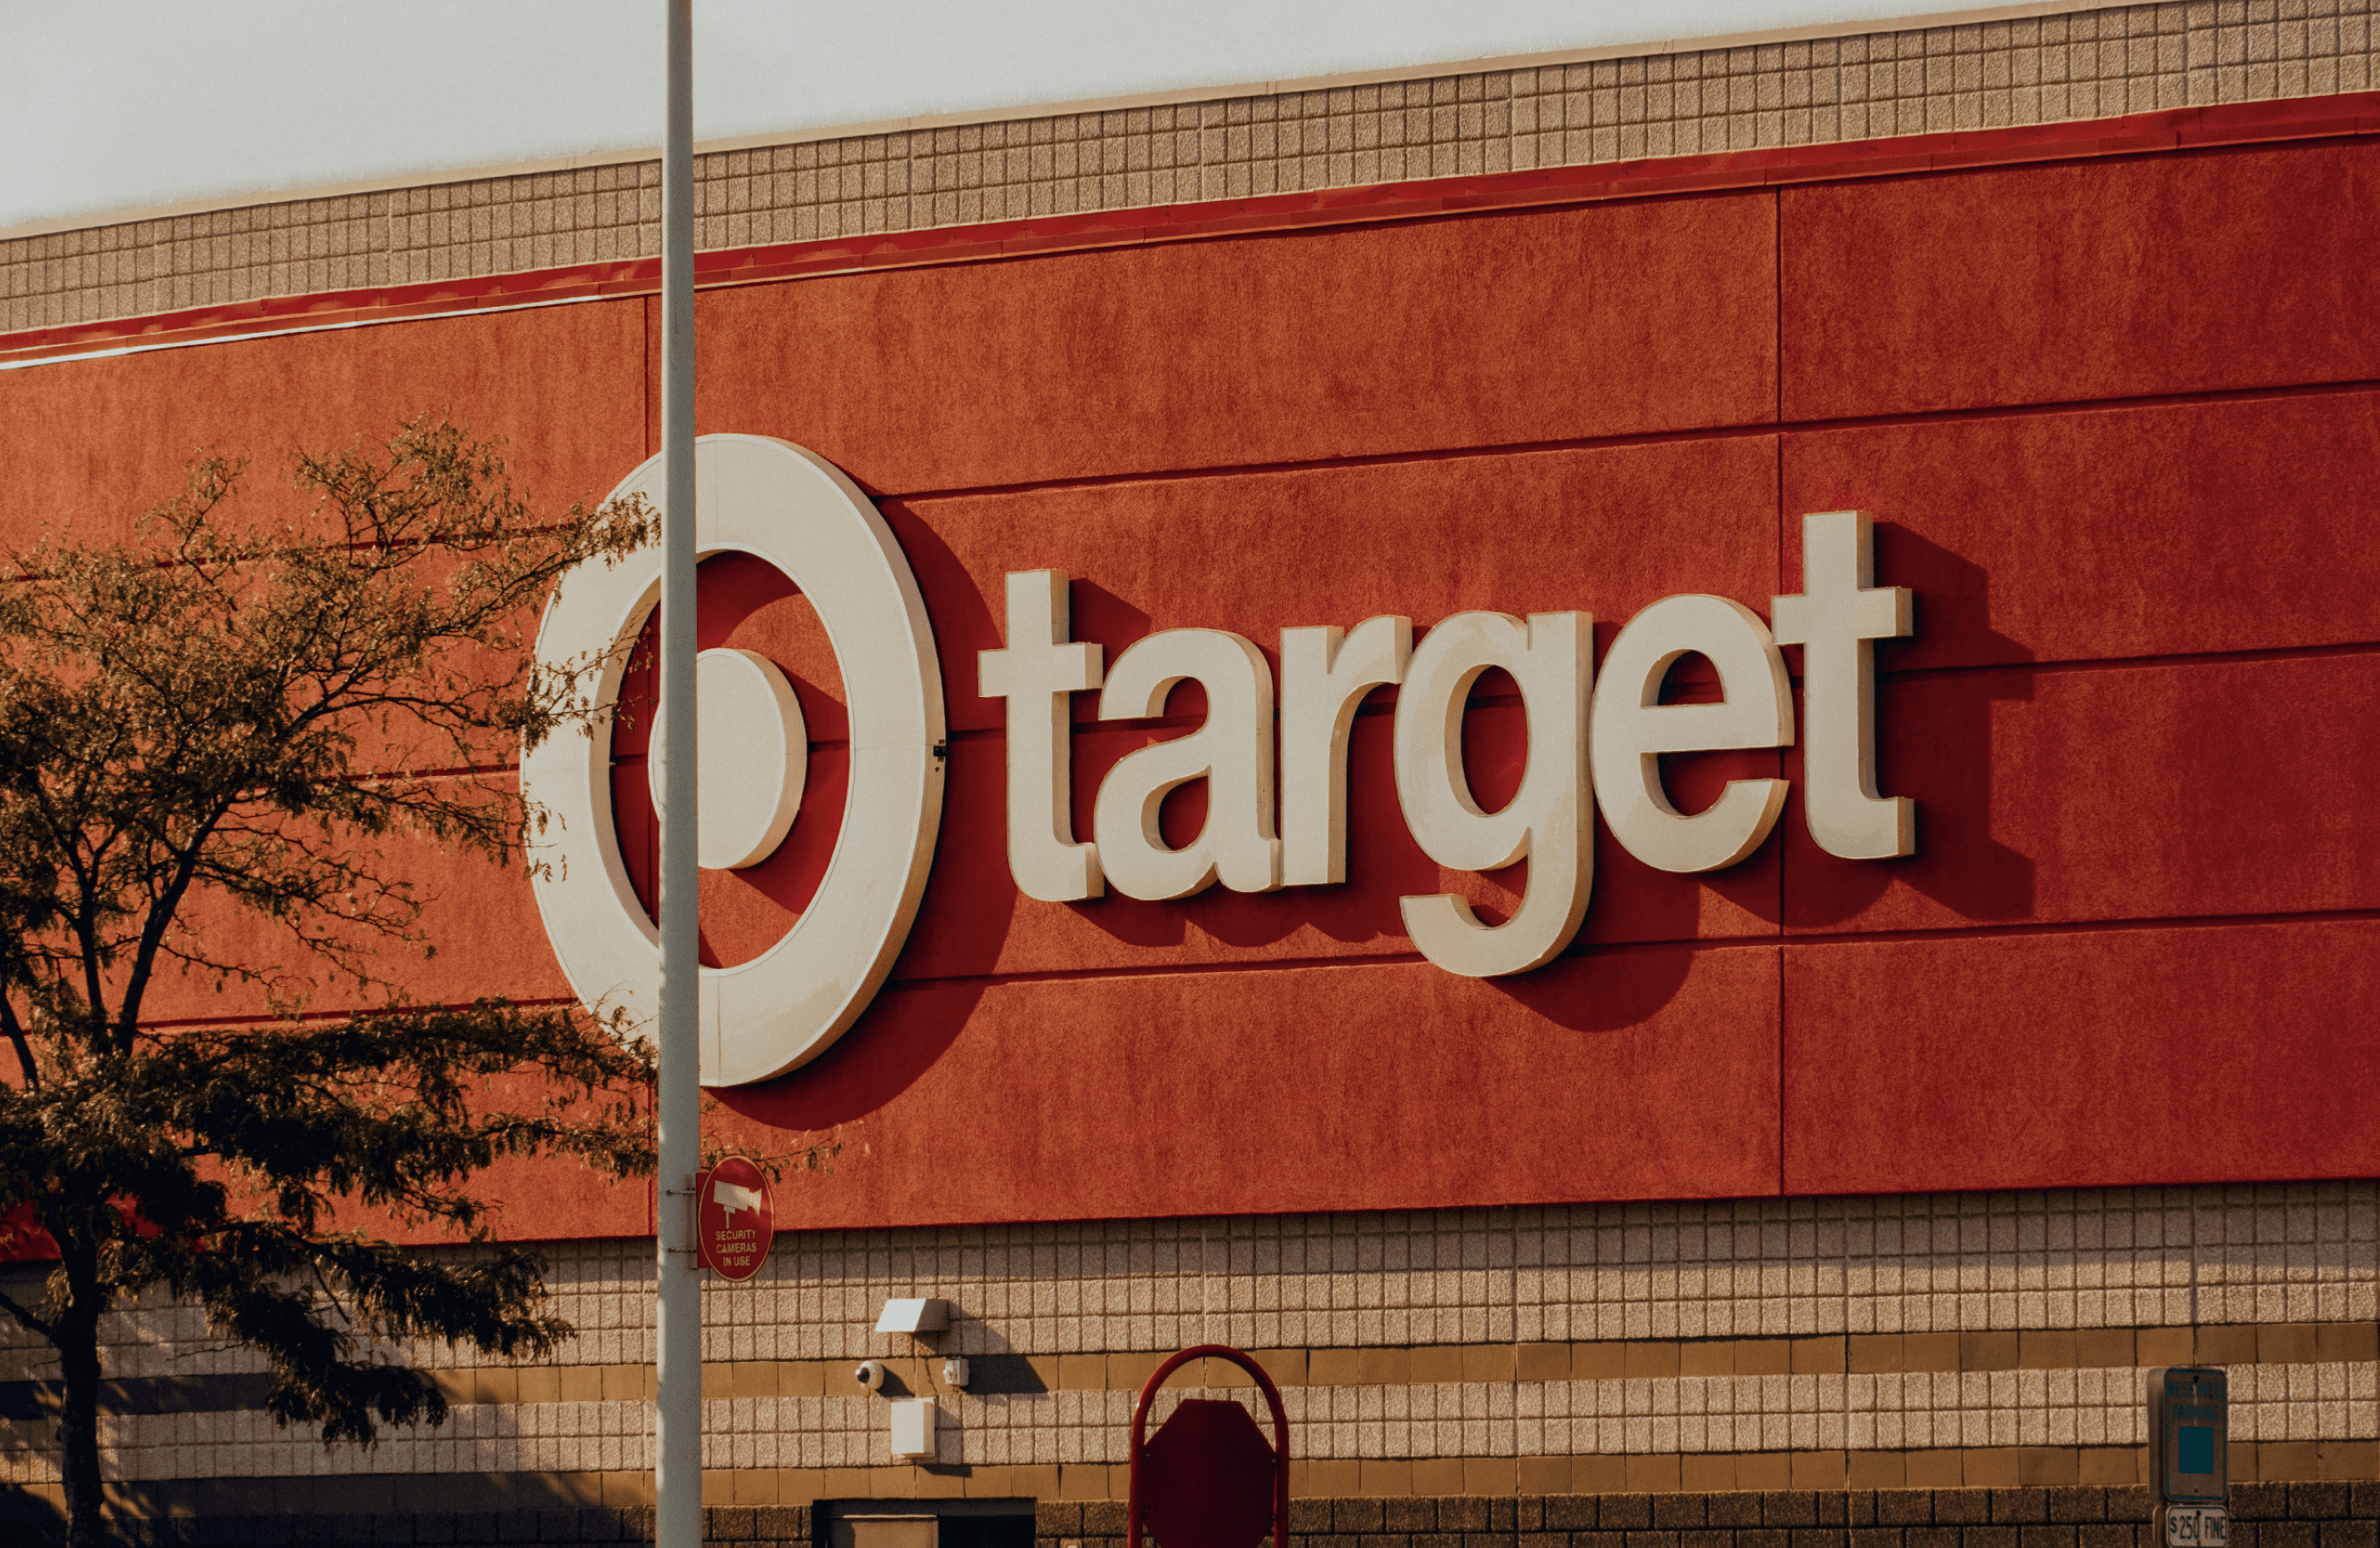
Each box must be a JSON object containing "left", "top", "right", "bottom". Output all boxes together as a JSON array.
[{"left": 6, "top": 107, "right": 2378, "bottom": 1239}]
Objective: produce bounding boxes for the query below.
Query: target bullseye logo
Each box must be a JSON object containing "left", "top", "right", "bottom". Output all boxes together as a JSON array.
[
  {"left": 646, "top": 647, "right": 806, "bottom": 871},
  {"left": 522, "top": 436, "right": 946, "bottom": 1087}
]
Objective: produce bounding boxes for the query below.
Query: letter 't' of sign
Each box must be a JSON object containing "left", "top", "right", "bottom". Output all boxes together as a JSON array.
[
  {"left": 1589, "top": 595, "right": 1793, "bottom": 873},
  {"left": 1770, "top": 510, "right": 1916, "bottom": 859},
  {"left": 978, "top": 571, "right": 1105, "bottom": 901},
  {"left": 1393, "top": 612, "right": 1593, "bottom": 977}
]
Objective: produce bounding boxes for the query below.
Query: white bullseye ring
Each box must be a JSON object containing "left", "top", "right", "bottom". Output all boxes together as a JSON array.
[
  {"left": 521, "top": 435, "right": 946, "bottom": 1087},
  {"left": 648, "top": 648, "right": 807, "bottom": 871}
]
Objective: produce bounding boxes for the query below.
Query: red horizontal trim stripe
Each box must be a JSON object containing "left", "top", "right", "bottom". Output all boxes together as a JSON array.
[{"left": 5, "top": 90, "right": 2379, "bottom": 369}]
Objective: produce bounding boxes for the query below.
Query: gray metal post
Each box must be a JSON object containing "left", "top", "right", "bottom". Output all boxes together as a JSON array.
[{"left": 655, "top": 1, "right": 703, "bottom": 1544}]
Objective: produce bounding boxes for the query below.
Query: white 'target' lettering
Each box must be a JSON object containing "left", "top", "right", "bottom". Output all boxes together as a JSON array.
[
  {"left": 1094, "top": 628, "right": 1283, "bottom": 899},
  {"left": 1590, "top": 594, "right": 1793, "bottom": 873},
  {"left": 1279, "top": 616, "right": 1411, "bottom": 887},
  {"left": 1392, "top": 611, "right": 1594, "bottom": 978},
  {"left": 977, "top": 570, "right": 1105, "bottom": 901},
  {"left": 1770, "top": 510, "right": 1916, "bottom": 859},
  {"left": 976, "top": 514, "right": 1915, "bottom": 975}
]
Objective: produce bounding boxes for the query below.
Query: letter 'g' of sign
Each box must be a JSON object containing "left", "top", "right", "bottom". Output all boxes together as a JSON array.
[
  {"left": 1394, "top": 612, "right": 1594, "bottom": 978},
  {"left": 521, "top": 436, "right": 946, "bottom": 1087}
]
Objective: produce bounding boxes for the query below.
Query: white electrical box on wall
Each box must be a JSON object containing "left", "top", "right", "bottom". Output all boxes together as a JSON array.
[{"left": 888, "top": 1398, "right": 936, "bottom": 1461}]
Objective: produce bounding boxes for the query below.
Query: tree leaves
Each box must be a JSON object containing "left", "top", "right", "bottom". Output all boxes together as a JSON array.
[{"left": 0, "top": 418, "right": 662, "bottom": 1544}]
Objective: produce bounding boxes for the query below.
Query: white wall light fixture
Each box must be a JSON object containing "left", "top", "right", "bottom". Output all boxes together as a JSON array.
[{"left": 876, "top": 1298, "right": 950, "bottom": 1335}]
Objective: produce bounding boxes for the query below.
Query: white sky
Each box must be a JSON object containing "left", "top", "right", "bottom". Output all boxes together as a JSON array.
[{"left": 4, "top": 1, "right": 2051, "bottom": 232}]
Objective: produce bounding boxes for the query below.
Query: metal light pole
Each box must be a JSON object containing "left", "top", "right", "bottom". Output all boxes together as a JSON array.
[{"left": 655, "top": 1, "right": 703, "bottom": 1544}]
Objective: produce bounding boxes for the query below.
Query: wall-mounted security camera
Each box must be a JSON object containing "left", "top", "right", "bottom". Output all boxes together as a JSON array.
[
  {"left": 854, "top": 1359, "right": 887, "bottom": 1393},
  {"left": 941, "top": 1357, "right": 970, "bottom": 1390}
]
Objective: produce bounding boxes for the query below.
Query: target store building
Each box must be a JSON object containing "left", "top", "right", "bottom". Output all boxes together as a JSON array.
[{"left": 7, "top": 5, "right": 2380, "bottom": 1545}]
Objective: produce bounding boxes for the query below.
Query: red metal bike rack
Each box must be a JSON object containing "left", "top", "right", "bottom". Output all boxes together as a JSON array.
[{"left": 1128, "top": 1343, "right": 1291, "bottom": 1548}]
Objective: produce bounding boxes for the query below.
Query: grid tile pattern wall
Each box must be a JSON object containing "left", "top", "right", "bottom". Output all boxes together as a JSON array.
[
  {"left": 14, "top": 1361, "right": 2380, "bottom": 1485},
  {"left": 3, "top": 1182, "right": 2374, "bottom": 1485},
  {"left": 5, "top": 1, "right": 2378, "bottom": 335},
  {"left": 13, "top": 1182, "right": 2376, "bottom": 1385}
]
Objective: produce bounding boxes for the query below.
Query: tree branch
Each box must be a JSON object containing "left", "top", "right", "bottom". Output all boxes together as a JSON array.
[{"left": 0, "top": 1283, "right": 56, "bottom": 1341}]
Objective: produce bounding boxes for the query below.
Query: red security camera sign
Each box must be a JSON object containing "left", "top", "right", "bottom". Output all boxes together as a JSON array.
[{"left": 695, "top": 1156, "right": 774, "bottom": 1280}]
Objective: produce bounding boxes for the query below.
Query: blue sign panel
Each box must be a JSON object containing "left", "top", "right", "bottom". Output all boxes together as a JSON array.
[{"left": 2149, "top": 1366, "right": 2230, "bottom": 1505}]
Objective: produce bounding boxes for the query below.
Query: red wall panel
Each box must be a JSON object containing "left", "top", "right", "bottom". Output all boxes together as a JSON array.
[
  {"left": 898, "top": 436, "right": 1784, "bottom": 735},
  {"left": 713, "top": 944, "right": 1784, "bottom": 1228},
  {"left": 1781, "top": 142, "right": 2380, "bottom": 419},
  {"left": 0, "top": 301, "right": 646, "bottom": 546},
  {"left": 1781, "top": 920, "right": 2380, "bottom": 1195},
  {"left": 1785, "top": 653, "right": 2380, "bottom": 935},
  {"left": 9, "top": 120, "right": 2378, "bottom": 1232},
  {"left": 1783, "top": 391, "right": 2380, "bottom": 670},
  {"left": 692, "top": 194, "right": 1779, "bottom": 494},
  {"left": 136, "top": 823, "right": 578, "bottom": 1026}
]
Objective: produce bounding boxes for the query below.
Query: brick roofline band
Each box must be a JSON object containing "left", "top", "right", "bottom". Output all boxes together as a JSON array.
[{"left": 4, "top": 91, "right": 2376, "bottom": 373}]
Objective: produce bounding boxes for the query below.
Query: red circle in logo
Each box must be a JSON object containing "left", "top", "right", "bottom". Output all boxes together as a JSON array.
[{"left": 695, "top": 1156, "right": 775, "bottom": 1281}]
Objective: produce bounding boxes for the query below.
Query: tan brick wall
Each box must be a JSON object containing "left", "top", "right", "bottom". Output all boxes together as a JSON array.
[
  {"left": 4, "top": 0, "right": 2377, "bottom": 336},
  {"left": 3, "top": 1183, "right": 2376, "bottom": 1496}
]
